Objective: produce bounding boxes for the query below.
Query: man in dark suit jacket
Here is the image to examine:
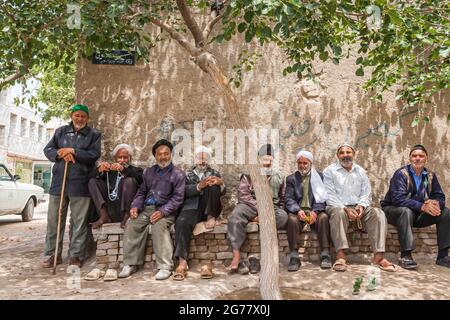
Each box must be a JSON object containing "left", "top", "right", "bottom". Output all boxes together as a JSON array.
[
  {"left": 285, "top": 150, "right": 331, "bottom": 271},
  {"left": 173, "top": 145, "right": 225, "bottom": 280},
  {"left": 88, "top": 143, "right": 143, "bottom": 229}
]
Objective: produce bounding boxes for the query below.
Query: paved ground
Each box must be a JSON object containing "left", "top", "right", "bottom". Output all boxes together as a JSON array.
[{"left": 1, "top": 198, "right": 450, "bottom": 300}]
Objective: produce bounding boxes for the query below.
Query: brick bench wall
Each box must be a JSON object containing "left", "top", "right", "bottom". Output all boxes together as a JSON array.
[{"left": 92, "top": 223, "right": 438, "bottom": 270}]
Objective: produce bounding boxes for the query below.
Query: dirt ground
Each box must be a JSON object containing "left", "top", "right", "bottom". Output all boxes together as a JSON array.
[{"left": 1, "top": 198, "right": 450, "bottom": 300}]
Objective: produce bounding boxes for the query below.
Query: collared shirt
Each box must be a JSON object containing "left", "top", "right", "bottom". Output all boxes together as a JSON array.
[
  {"left": 408, "top": 165, "right": 428, "bottom": 193},
  {"left": 323, "top": 161, "right": 372, "bottom": 208},
  {"left": 300, "top": 174, "right": 311, "bottom": 210}
]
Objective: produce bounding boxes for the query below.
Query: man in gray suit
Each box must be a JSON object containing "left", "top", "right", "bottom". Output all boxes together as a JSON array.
[{"left": 173, "top": 146, "right": 225, "bottom": 280}]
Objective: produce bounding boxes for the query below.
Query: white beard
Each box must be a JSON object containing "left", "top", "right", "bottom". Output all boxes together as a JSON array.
[{"left": 157, "top": 159, "right": 172, "bottom": 169}]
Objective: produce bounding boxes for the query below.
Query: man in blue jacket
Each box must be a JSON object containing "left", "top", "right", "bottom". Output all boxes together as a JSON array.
[
  {"left": 285, "top": 150, "right": 331, "bottom": 271},
  {"left": 381, "top": 144, "right": 450, "bottom": 269},
  {"left": 42, "top": 104, "right": 101, "bottom": 268}
]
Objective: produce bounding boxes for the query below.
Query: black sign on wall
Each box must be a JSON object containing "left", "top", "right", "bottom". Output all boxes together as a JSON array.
[{"left": 92, "top": 50, "right": 135, "bottom": 65}]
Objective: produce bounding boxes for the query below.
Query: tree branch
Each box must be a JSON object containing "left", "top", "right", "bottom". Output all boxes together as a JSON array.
[
  {"left": 203, "top": 0, "right": 230, "bottom": 40},
  {"left": 0, "top": 64, "right": 29, "bottom": 89},
  {"left": 203, "top": 12, "right": 225, "bottom": 40},
  {"left": 175, "top": 0, "right": 205, "bottom": 47},
  {"left": 149, "top": 17, "right": 197, "bottom": 56}
]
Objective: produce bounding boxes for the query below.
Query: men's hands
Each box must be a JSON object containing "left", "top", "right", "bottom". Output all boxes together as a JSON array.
[
  {"left": 298, "top": 210, "right": 317, "bottom": 224},
  {"left": 150, "top": 211, "right": 163, "bottom": 224},
  {"left": 309, "top": 211, "right": 318, "bottom": 224},
  {"left": 355, "top": 205, "right": 364, "bottom": 218},
  {"left": 110, "top": 163, "right": 124, "bottom": 172},
  {"left": 98, "top": 161, "right": 111, "bottom": 173},
  {"left": 63, "top": 153, "right": 75, "bottom": 163},
  {"left": 130, "top": 208, "right": 139, "bottom": 219},
  {"left": 250, "top": 215, "right": 259, "bottom": 223},
  {"left": 208, "top": 176, "right": 224, "bottom": 186},
  {"left": 198, "top": 176, "right": 225, "bottom": 191},
  {"left": 422, "top": 200, "right": 441, "bottom": 216},
  {"left": 57, "top": 148, "right": 74, "bottom": 159},
  {"left": 345, "top": 207, "right": 359, "bottom": 221},
  {"left": 197, "top": 178, "right": 209, "bottom": 191},
  {"left": 298, "top": 210, "right": 307, "bottom": 221}
]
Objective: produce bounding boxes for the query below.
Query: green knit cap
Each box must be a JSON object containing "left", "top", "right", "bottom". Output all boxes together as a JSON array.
[{"left": 71, "top": 104, "right": 89, "bottom": 115}]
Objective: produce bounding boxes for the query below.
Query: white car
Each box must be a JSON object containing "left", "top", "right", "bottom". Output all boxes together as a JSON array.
[{"left": 0, "top": 163, "right": 45, "bottom": 221}]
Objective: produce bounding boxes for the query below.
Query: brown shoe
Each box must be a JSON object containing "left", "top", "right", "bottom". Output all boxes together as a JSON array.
[
  {"left": 42, "top": 255, "right": 62, "bottom": 268},
  {"left": 68, "top": 257, "right": 82, "bottom": 267}
]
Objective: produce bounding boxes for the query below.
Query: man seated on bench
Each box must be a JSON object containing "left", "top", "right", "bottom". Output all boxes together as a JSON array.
[
  {"left": 118, "top": 139, "right": 185, "bottom": 280},
  {"left": 381, "top": 144, "right": 450, "bottom": 270},
  {"left": 323, "top": 143, "right": 398, "bottom": 272},
  {"left": 227, "top": 144, "right": 288, "bottom": 274},
  {"left": 284, "top": 150, "right": 331, "bottom": 271},
  {"left": 88, "top": 143, "right": 143, "bottom": 229},
  {"left": 173, "top": 145, "right": 226, "bottom": 281}
]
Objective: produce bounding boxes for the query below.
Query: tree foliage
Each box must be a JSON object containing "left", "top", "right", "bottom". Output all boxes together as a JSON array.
[{"left": 1, "top": 0, "right": 448, "bottom": 123}]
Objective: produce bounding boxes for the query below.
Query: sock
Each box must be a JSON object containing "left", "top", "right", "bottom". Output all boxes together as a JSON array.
[
  {"left": 437, "top": 248, "right": 449, "bottom": 260},
  {"left": 401, "top": 250, "right": 412, "bottom": 259},
  {"left": 290, "top": 250, "right": 299, "bottom": 258}
]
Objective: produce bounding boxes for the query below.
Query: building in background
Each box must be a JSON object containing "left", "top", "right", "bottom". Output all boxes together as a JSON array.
[{"left": 0, "top": 81, "right": 66, "bottom": 192}]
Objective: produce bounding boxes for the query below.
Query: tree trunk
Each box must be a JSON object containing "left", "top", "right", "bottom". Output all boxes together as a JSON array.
[{"left": 200, "top": 52, "right": 283, "bottom": 300}]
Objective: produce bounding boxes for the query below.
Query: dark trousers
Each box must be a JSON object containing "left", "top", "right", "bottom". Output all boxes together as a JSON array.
[
  {"left": 384, "top": 206, "right": 450, "bottom": 252},
  {"left": 88, "top": 177, "right": 138, "bottom": 222},
  {"left": 174, "top": 185, "right": 222, "bottom": 260},
  {"left": 287, "top": 212, "right": 331, "bottom": 253}
]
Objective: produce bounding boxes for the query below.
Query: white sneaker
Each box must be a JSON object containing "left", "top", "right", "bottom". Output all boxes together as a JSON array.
[
  {"left": 155, "top": 269, "right": 172, "bottom": 280},
  {"left": 118, "top": 265, "right": 137, "bottom": 278}
]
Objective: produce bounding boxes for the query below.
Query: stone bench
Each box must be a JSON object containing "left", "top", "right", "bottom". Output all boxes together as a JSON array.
[{"left": 92, "top": 222, "right": 438, "bottom": 270}]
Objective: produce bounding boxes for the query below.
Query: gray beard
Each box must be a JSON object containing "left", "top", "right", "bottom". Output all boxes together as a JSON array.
[
  {"left": 340, "top": 160, "right": 353, "bottom": 168},
  {"left": 157, "top": 160, "right": 172, "bottom": 169},
  {"left": 196, "top": 165, "right": 208, "bottom": 173},
  {"left": 299, "top": 169, "right": 311, "bottom": 176}
]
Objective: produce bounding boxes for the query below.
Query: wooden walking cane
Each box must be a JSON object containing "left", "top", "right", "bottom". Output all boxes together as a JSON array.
[{"left": 52, "top": 160, "right": 69, "bottom": 275}]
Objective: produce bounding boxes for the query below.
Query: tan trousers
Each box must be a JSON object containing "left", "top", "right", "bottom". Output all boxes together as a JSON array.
[
  {"left": 326, "top": 206, "right": 387, "bottom": 253},
  {"left": 123, "top": 206, "right": 176, "bottom": 270}
]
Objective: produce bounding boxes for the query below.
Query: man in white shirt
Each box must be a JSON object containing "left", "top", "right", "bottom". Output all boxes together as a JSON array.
[{"left": 323, "top": 144, "right": 398, "bottom": 272}]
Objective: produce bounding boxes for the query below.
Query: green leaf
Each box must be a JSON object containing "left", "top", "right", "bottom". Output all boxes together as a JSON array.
[
  {"left": 244, "top": 11, "right": 254, "bottom": 24},
  {"left": 237, "top": 22, "right": 247, "bottom": 33},
  {"left": 319, "top": 51, "right": 329, "bottom": 61},
  {"left": 355, "top": 67, "right": 364, "bottom": 76},
  {"left": 387, "top": 10, "right": 403, "bottom": 26},
  {"left": 411, "top": 116, "right": 419, "bottom": 127}
]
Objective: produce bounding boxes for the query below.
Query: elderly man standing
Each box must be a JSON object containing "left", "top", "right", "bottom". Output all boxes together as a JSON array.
[
  {"left": 285, "top": 150, "right": 331, "bottom": 271},
  {"left": 118, "top": 139, "right": 185, "bottom": 280},
  {"left": 323, "top": 144, "right": 397, "bottom": 272},
  {"left": 227, "top": 144, "right": 288, "bottom": 274},
  {"left": 173, "top": 145, "right": 226, "bottom": 280},
  {"left": 42, "top": 104, "right": 101, "bottom": 268},
  {"left": 88, "top": 143, "right": 143, "bottom": 229},
  {"left": 381, "top": 144, "right": 450, "bottom": 269}
]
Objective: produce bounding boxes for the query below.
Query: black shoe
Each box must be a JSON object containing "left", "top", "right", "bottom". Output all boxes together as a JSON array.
[
  {"left": 320, "top": 255, "right": 332, "bottom": 269},
  {"left": 399, "top": 257, "right": 418, "bottom": 270},
  {"left": 288, "top": 257, "right": 301, "bottom": 272},
  {"left": 237, "top": 261, "right": 249, "bottom": 275},
  {"left": 436, "top": 256, "right": 450, "bottom": 268},
  {"left": 248, "top": 257, "right": 261, "bottom": 274}
]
